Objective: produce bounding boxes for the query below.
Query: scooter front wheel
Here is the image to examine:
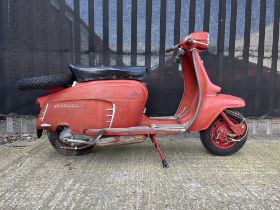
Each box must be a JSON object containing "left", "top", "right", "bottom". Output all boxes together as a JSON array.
[
  {"left": 48, "top": 131, "right": 95, "bottom": 156},
  {"left": 200, "top": 110, "right": 248, "bottom": 156}
]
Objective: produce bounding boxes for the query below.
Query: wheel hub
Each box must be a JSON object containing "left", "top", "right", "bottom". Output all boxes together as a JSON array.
[{"left": 210, "top": 119, "right": 237, "bottom": 148}]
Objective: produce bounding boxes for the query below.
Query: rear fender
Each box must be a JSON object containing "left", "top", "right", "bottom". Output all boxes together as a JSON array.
[{"left": 189, "top": 94, "right": 245, "bottom": 131}]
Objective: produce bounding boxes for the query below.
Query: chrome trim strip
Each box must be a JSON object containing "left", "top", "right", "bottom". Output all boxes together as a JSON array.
[
  {"left": 106, "top": 103, "right": 116, "bottom": 128},
  {"left": 151, "top": 124, "right": 186, "bottom": 129},
  {"left": 175, "top": 50, "right": 187, "bottom": 116},
  {"left": 181, "top": 49, "right": 203, "bottom": 128},
  {"left": 175, "top": 107, "right": 188, "bottom": 118},
  {"left": 192, "top": 39, "right": 209, "bottom": 46},
  {"left": 86, "top": 126, "right": 185, "bottom": 133},
  {"left": 40, "top": 103, "right": 49, "bottom": 121},
  {"left": 87, "top": 126, "right": 150, "bottom": 132},
  {"left": 72, "top": 81, "right": 77, "bottom": 87},
  {"left": 41, "top": 123, "right": 52, "bottom": 127},
  {"left": 150, "top": 116, "right": 177, "bottom": 119}
]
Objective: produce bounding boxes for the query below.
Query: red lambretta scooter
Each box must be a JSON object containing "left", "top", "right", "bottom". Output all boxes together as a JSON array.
[{"left": 17, "top": 32, "right": 248, "bottom": 168}]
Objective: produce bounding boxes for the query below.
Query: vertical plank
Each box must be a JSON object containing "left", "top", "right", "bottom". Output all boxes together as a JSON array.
[
  {"left": 268, "top": 0, "right": 280, "bottom": 113},
  {"left": 0, "top": 0, "right": 9, "bottom": 113},
  {"left": 189, "top": 0, "right": 196, "bottom": 33},
  {"left": 173, "top": 0, "right": 181, "bottom": 71},
  {"left": 16, "top": 1, "right": 23, "bottom": 50},
  {"left": 203, "top": 0, "right": 211, "bottom": 32},
  {"left": 159, "top": 0, "right": 167, "bottom": 112},
  {"left": 254, "top": 0, "right": 266, "bottom": 114},
  {"left": 88, "top": 0, "right": 95, "bottom": 65},
  {"left": 159, "top": 0, "right": 167, "bottom": 69},
  {"left": 252, "top": 119, "right": 257, "bottom": 135},
  {"left": 8, "top": 0, "right": 25, "bottom": 113},
  {"left": 0, "top": 0, "right": 8, "bottom": 55},
  {"left": 16, "top": 0, "right": 24, "bottom": 113},
  {"left": 173, "top": 0, "right": 181, "bottom": 44},
  {"left": 242, "top": 0, "right": 252, "bottom": 84},
  {"left": 20, "top": 117, "right": 27, "bottom": 135},
  {"left": 74, "top": 0, "right": 81, "bottom": 64},
  {"left": 145, "top": 0, "right": 152, "bottom": 68},
  {"left": 266, "top": 119, "right": 271, "bottom": 135},
  {"left": 6, "top": 117, "right": 13, "bottom": 134},
  {"left": 227, "top": 0, "right": 237, "bottom": 88},
  {"left": 217, "top": 0, "right": 226, "bottom": 83},
  {"left": 103, "top": 0, "right": 109, "bottom": 65},
  {"left": 241, "top": 0, "right": 252, "bottom": 115},
  {"left": 32, "top": 0, "right": 37, "bottom": 72},
  {"left": 117, "top": 0, "right": 123, "bottom": 65},
  {"left": 173, "top": 0, "right": 182, "bottom": 103},
  {"left": 131, "top": 0, "right": 137, "bottom": 66},
  {"left": 0, "top": 1, "right": 4, "bottom": 49},
  {"left": 59, "top": 0, "right": 66, "bottom": 70},
  {"left": 45, "top": 0, "right": 51, "bottom": 73}
]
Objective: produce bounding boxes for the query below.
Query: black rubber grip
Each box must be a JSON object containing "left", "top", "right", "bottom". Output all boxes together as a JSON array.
[{"left": 165, "top": 47, "right": 173, "bottom": 53}]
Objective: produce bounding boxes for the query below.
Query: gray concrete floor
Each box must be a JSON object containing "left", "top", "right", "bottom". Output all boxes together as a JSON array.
[{"left": 0, "top": 136, "right": 280, "bottom": 209}]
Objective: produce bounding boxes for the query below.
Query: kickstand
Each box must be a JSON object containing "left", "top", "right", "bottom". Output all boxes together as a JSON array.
[{"left": 149, "top": 135, "right": 169, "bottom": 168}]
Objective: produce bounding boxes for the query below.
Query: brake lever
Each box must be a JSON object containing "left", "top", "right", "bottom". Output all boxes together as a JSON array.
[
  {"left": 173, "top": 47, "right": 185, "bottom": 63},
  {"left": 173, "top": 56, "right": 181, "bottom": 63}
]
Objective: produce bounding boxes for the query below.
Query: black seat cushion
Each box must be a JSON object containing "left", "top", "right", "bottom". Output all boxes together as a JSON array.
[{"left": 69, "top": 64, "right": 148, "bottom": 82}]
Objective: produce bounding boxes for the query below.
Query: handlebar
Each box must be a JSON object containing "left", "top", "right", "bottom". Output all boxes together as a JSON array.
[
  {"left": 165, "top": 44, "right": 178, "bottom": 53},
  {"left": 166, "top": 38, "right": 193, "bottom": 63},
  {"left": 165, "top": 38, "right": 194, "bottom": 53}
]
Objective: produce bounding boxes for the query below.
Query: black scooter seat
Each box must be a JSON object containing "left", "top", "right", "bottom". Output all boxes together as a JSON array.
[{"left": 69, "top": 64, "right": 147, "bottom": 82}]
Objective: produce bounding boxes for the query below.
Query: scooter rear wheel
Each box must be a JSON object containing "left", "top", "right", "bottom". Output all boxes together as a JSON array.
[
  {"left": 48, "top": 131, "right": 94, "bottom": 156},
  {"left": 200, "top": 110, "right": 248, "bottom": 156}
]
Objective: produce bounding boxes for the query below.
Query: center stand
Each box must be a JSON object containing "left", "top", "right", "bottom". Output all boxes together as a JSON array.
[{"left": 149, "top": 134, "right": 169, "bottom": 168}]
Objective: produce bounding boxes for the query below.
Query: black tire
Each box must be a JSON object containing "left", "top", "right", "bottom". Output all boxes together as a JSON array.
[
  {"left": 16, "top": 73, "right": 74, "bottom": 91},
  {"left": 48, "top": 131, "right": 94, "bottom": 156},
  {"left": 200, "top": 110, "right": 248, "bottom": 156}
]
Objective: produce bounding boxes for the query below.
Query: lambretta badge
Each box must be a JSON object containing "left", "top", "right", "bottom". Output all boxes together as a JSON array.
[{"left": 54, "top": 104, "right": 81, "bottom": 108}]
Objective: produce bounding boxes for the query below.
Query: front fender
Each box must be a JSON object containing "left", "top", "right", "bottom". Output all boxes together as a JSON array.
[{"left": 189, "top": 94, "right": 245, "bottom": 131}]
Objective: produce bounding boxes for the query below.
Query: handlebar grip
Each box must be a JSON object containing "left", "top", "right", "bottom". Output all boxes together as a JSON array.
[
  {"left": 165, "top": 47, "right": 173, "bottom": 53},
  {"left": 165, "top": 44, "right": 178, "bottom": 53}
]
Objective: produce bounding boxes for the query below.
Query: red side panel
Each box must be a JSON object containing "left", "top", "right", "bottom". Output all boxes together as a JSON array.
[
  {"left": 40, "top": 99, "right": 114, "bottom": 132},
  {"left": 36, "top": 80, "right": 148, "bottom": 133},
  {"left": 189, "top": 94, "right": 245, "bottom": 131}
]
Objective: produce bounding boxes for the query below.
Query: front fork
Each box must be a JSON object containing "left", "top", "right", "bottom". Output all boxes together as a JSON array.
[{"left": 220, "top": 110, "right": 246, "bottom": 136}]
